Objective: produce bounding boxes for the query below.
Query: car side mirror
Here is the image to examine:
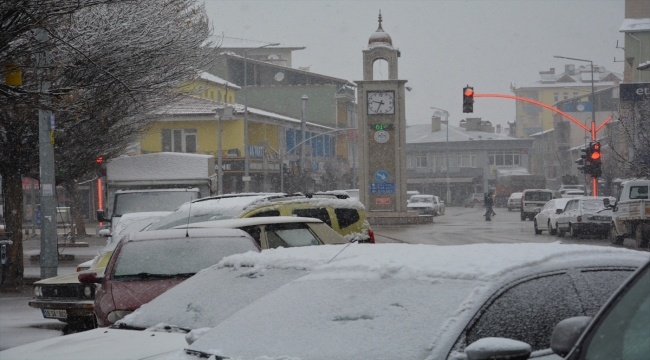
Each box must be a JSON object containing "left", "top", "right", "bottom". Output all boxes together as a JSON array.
[
  {"left": 603, "top": 198, "right": 610, "bottom": 207},
  {"left": 534, "top": 208, "right": 541, "bottom": 214},
  {"left": 466, "top": 337, "right": 531, "bottom": 360},
  {"left": 550, "top": 316, "right": 592, "bottom": 356},
  {"left": 556, "top": 209, "right": 563, "bottom": 214},
  {"left": 96, "top": 210, "right": 111, "bottom": 223},
  {"left": 78, "top": 272, "right": 103, "bottom": 284}
]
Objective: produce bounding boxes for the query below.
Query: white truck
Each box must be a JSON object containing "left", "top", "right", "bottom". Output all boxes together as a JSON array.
[
  {"left": 605, "top": 179, "right": 650, "bottom": 249},
  {"left": 97, "top": 152, "right": 216, "bottom": 234}
]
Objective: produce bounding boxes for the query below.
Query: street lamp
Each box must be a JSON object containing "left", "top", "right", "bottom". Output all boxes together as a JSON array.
[
  {"left": 243, "top": 43, "right": 279, "bottom": 192},
  {"left": 553, "top": 55, "right": 597, "bottom": 196},
  {"left": 431, "top": 107, "right": 450, "bottom": 205},
  {"left": 215, "top": 105, "right": 234, "bottom": 195}
]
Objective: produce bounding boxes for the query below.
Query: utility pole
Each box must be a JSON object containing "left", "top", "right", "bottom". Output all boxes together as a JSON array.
[
  {"left": 36, "top": 28, "right": 58, "bottom": 279},
  {"left": 300, "top": 95, "right": 308, "bottom": 171}
]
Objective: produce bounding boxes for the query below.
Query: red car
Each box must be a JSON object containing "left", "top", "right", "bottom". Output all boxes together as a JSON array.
[{"left": 79, "top": 228, "right": 260, "bottom": 327}]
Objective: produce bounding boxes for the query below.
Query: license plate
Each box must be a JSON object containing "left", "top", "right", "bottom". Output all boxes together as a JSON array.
[{"left": 41, "top": 309, "right": 67, "bottom": 319}]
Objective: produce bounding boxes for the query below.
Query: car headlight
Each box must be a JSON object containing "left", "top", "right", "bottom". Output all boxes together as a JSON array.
[
  {"left": 107, "top": 310, "right": 133, "bottom": 324},
  {"left": 34, "top": 286, "right": 41, "bottom": 297}
]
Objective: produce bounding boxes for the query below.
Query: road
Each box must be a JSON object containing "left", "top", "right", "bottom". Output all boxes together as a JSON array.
[{"left": 1, "top": 206, "right": 645, "bottom": 351}]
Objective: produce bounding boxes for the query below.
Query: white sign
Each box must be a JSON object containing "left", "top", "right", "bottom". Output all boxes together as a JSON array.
[
  {"left": 374, "top": 130, "right": 390, "bottom": 143},
  {"left": 242, "top": 176, "right": 251, "bottom": 182},
  {"left": 42, "top": 184, "right": 53, "bottom": 196}
]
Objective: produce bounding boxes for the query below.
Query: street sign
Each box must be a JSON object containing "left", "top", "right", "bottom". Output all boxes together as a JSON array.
[
  {"left": 369, "top": 182, "right": 395, "bottom": 194},
  {"left": 375, "top": 198, "right": 391, "bottom": 205},
  {"left": 620, "top": 83, "right": 650, "bottom": 102},
  {"left": 374, "top": 170, "right": 389, "bottom": 182}
]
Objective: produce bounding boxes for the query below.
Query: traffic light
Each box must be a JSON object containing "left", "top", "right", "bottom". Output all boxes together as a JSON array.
[
  {"left": 577, "top": 147, "right": 590, "bottom": 174},
  {"left": 588, "top": 142, "right": 602, "bottom": 178},
  {"left": 463, "top": 86, "right": 474, "bottom": 113}
]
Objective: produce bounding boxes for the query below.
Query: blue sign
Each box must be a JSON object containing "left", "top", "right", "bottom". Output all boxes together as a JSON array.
[
  {"left": 248, "top": 146, "right": 265, "bottom": 159},
  {"left": 35, "top": 205, "right": 42, "bottom": 227},
  {"left": 374, "top": 170, "right": 389, "bottom": 183},
  {"left": 562, "top": 102, "right": 592, "bottom": 112},
  {"left": 369, "top": 182, "right": 396, "bottom": 194}
]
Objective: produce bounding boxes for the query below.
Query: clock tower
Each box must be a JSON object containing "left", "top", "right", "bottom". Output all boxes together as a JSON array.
[{"left": 356, "top": 13, "right": 427, "bottom": 224}]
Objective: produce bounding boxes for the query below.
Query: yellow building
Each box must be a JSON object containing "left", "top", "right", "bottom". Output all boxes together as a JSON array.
[
  {"left": 511, "top": 64, "right": 623, "bottom": 139},
  {"left": 138, "top": 73, "right": 342, "bottom": 193}
]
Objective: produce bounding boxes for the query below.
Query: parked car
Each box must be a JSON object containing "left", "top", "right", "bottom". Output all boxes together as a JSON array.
[
  {"left": 463, "top": 192, "right": 484, "bottom": 207},
  {"left": 175, "top": 216, "right": 348, "bottom": 248},
  {"left": 507, "top": 192, "right": 523, "bottom": 211},
  {"left": 80, "top": 228, "right": 260, "bottom": 327},
  {"left": 147, "top": 193, "right": 374, "bottom": 243},
  {"left": 3, "top": 243, "right": 647, "bottom": 360},
  {"left": 520, "top": 189, "right": 554, "bottom": 221},
  {"left": 28, "top": 211, "right": 172, "bottom": 331},
  {"left": 549, "top": 258, "right": 650, "bottom": 359},
  {"left": 407, "top": 195, "right": 438, "bottom": 215},
  {"left": 533, "top": 198, "right": 571, "bottom": 235},
  {"left": 169, "top": 243, "right": 647, "bottom": 360},
  {"left": 562, "top": 190, "right": 585, "bottom": 198},
  {"left": 556, "top": 197, "right": 612, "bottom": 238}
]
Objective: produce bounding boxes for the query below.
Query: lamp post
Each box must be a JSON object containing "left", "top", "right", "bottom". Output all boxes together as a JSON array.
[
  {"left": 243, "top": 43, "right": 279, "bottom": 192},
  {"left": 215, "top": 105, "right": 234, "bottom": 195},
  {"left": 431, "top": 107, "right": 450, "bottom": 205},
  {"left": 553, "top": 55, "right": 597, "bottom": 196}
]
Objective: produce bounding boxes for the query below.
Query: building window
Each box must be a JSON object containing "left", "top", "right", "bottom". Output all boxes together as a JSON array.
[
  {"left": 162, "top": 129, "right": 198, "bottom": 153},
  {"left": 488, "top": 151, "right": 521, "bottom": 166},
  {"left": 457, "top": 152, "right": 476, "bottom": 168},
  {"left": 553, "top": 93, "right": 558, "bottom": 102},
  {"left": 416, "top": 155, "right": 428, "bottom": 168},
  {"left": 563, "top": 92, "right": 568, "bottom": 100},
  {"left": 573, "top": 92, "right": 579, "bottom": 97},
  {"left": 217, "top": 90, "right": 222, "bottom": 103}
]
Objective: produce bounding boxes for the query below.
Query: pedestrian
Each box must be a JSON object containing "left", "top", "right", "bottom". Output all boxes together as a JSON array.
[{"left": 485, "top": 191, "right": 496, "bottom": 218}]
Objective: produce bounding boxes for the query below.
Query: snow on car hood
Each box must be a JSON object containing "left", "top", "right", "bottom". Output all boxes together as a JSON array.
[{"left": 113, "top": 211, "right": 173, "bottom": 235}]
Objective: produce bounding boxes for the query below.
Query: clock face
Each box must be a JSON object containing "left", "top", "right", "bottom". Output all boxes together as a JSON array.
[
  {"left": 367, "top": 91, "right": 395, "bottom": 115},
  {"left": 274, "top": 72, "right": 285, "bottom": 81}
]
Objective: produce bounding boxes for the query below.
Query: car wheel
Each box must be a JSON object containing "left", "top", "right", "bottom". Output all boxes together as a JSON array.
[
  {"left": 609, "top": 223, "right": 624, "bottom": 245},
  {"left": 569, "top": 224, "right": 579, "bottom": 238},
  {"left": 520, "top": 213, "right": 526, "bottom": 221},
  {"left": 635, "top": 224, "right": 649, "bottom": 249},
  {"left": 534, "top": 220, "right": 542, "bottom": 235},
  {"left": 556, "top": 222, "right": 564, "bottom": 238},
  {"left": 548, "top": 220, "right": 556, "bottom": 235}
]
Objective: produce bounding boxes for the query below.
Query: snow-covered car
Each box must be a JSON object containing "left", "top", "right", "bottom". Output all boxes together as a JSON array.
[
  {"left": 556, "top": 197, "right": 613, "bottom": 238},
  {"left": 81, "top": 228, "right": 260, "bottom": 327},
  {"left": 561, "top": 190, "right": 585, "bottom": 198},
  {"left": 407, "top": 194, "right": 438, "bottom": 215},
  {"left": 549, "top": 258, "right": 650, "bottom": 359},
  {"left": 174, "top": 216, "right": 348, "bottom": 248},
  {"left": 533, "top": 198, "right": 571, "bottom": 235},
  {"left": 147, "top": 193, "right": 374, "bottom": 243},
  {"left": 2, "top": 243, "right": 647, "bottom": 360},
  {"left": 28, "top": 211, "right": 171, "bottom": 331},
  {"left": 507, "top": 192, "right": 523, "bottom": 211}
]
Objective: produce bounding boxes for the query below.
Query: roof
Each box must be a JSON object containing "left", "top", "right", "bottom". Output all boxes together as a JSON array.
[
  {"left": 513, "top": 66, "right": 623, "bottom": 90},
  {"left": 406, "top": 123, "right": 514, "bottom": 144},
  {"left": 199, "top": 72, "right": 241, "bottom": 90},
  {"left": 529, "top": 128, "right": 554, "bottom": 137},
  {"left": 619, "top": 18, "right": 650, "bottom": 32},
  {"left": 152, "top": 95, "right": 336, "bottom": 131},
  {"left": 176, "top": 216, "right": 324, "bottom": 229},
  {"left": 126, "top": 228, "right": 249, "bottom": 241},
  {"left": 208, "top": 35, "right": 305, "bottom": 51}
]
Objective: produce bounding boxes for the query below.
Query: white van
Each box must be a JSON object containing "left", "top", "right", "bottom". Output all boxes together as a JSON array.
[{"left": 520, "top": 189, "right": 554, "bottom": 221}]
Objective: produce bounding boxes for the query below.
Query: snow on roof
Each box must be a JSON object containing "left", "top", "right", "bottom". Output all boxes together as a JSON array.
[
  {"left": 513, "top": 66, "right": 623, "bottom": 90},
  {"left": 496, "top": 167, "right": 531, "bottom": 176},
  {"left": 199, "top": 72, "right": 241, "bottom": 90},
  {"left": 619, "top": 18, "right": 650, "bottom": 32},
  {"left": 406, "top": 123, "right": 513, "bottom": 144},
  {"left": 177, "top": 216, "right": 324, "bottom": 229},
  {"left": 529, "top": 128, "right": 554, "bottom": 137},
  {"left": 106, "top": 153, "right": 213, "bottom": 181},
  {"left": 208, "top": 35, "right": 305, "bottom": 50}
]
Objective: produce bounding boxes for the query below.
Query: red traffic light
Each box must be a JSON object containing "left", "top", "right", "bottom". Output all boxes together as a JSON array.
[
  {"left": 96, "top": 157, "right": 104, "bottom": 164},
  {"left": 590, "top": 151, "right": 601, "bottom": 160},
  {"left": 464, "top": 88, "right": 474, "bottom": 97},
  {"left": 593, "top": 143, "right": 600, "bottom": 151}
]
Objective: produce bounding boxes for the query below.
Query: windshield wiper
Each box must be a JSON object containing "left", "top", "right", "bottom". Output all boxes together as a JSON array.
[
  {"left": 114, "top": 272, "right": 194, "bottom": 280},
  {"left": 112, "top": 322, "right": 146, "bottom": 331}
]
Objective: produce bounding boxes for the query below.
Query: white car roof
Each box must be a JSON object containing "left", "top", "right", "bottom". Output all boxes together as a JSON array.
[
  {"left": 115, "top": 188, "right": 199, "bottom": 194},
  {"left": 125, "top": 228, "right": 251, "bottom": 242},
  {"left": 173, "top": 216, "right": 324, "bottom": 229}
]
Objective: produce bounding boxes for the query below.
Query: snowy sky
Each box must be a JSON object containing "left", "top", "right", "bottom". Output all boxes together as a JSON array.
[{"left": 204, "top": 0, "right": 626, "bottom": 127}]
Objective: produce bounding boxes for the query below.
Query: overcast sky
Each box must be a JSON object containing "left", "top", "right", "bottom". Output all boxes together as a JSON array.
[{"left": 204, "top": 0, "right": 626, "bottom": 127}]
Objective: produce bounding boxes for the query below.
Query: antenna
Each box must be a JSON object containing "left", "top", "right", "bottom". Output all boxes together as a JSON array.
[{"left": 185, "top": 199, "right": 193, "bottom": 238}]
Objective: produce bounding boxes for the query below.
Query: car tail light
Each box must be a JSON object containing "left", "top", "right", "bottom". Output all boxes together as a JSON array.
[
  {"left": 368, "top": 229, "right": 375, "bottom": 244},
  {"left": 577, "top": 216, "right": 582, "bottom": 222}
]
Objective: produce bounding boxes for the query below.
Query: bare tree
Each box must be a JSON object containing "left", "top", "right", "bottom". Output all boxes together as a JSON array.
[
  {"left": 0, "top": 0, "right": 213, "bottom": 286},
  {"left": 606, "top": 98, "right": 650, "bottom": 179}
]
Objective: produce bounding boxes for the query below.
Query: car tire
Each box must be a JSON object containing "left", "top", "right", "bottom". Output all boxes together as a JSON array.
[
  {"left": 635, "top": 224, "right": 649, "bottom": 249},
  {"left": 569, "top": 224, "right": 579, "bottom": 238},
  {"left": 534, "top": 220, "right": 542, "bottom": 235},
  {"left": 556, "top": 222, "right": 564, "bottom": 238},
  {"left": 548, "top": 220, "right": 556, "bottom": 235},
  {"left": 609, "top": 223, "right": 624, "bottom": 245}
]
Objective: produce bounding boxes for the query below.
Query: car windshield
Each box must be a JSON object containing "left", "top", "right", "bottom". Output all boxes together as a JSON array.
[
  {"left": 112, "top": 237, "right": 257, "bottom": 279},
  {"left": 113, "top": 192, "right": 198, "bottom": 217},
  {"left": 582, "top": 199, "right": 606, "bottom": 212},
  {"left": 525, "top": 192, "right": 553, "bottom": 201},
  {"left": 409, "top": 196, "right": 433, "bottom": 204}
]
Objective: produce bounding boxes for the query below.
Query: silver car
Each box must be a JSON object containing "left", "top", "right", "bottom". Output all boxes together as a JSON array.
[
  {"left": 533, "top": 198, "right": 571, "bottom": 235},
  {"left": 556, "top": 197, "right": 612, "bottom": 238}
]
